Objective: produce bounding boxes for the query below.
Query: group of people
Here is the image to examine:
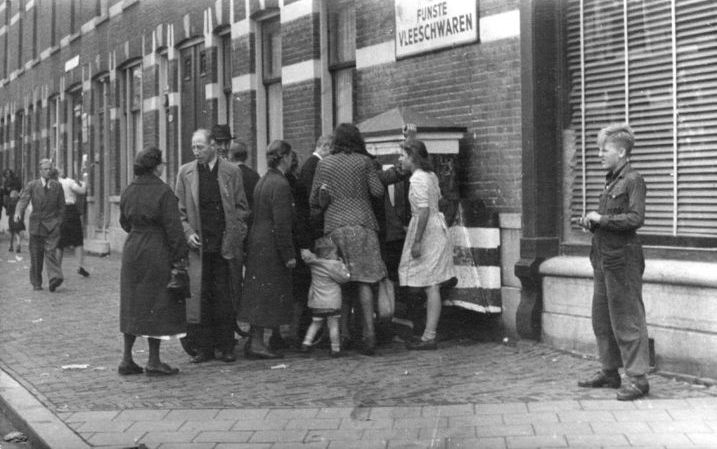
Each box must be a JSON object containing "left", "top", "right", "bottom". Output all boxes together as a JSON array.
[
  {"left": 117, "top": 122, "right": 457, "bottom": 376},
  {"left": 5, "top": 162, "right": 90, "bottom": 293}
]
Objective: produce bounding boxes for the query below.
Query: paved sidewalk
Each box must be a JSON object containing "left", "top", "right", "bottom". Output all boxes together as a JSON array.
[{"left": 1, "top": 234, "right": 717, "bottom": 448}]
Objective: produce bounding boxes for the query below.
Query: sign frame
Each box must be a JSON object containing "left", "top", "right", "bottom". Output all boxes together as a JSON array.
[{"left": 394, "top": 0, "right": 479, "bottom": 59}]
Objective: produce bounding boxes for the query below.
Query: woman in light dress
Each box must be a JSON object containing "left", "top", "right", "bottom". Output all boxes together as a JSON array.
[{"left": 398, "top": 140, "right": 455, "bottom": 350}]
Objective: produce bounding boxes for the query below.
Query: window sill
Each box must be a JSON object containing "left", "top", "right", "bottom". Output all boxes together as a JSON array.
[
  {"left": 541, "top": 255, "right": 717, "bottom": 288},
  {"left": 561, "top": 242, "right": 717, "bottom": 263}
]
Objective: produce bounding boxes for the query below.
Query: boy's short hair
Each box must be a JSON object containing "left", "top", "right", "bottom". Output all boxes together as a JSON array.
[
  {"left": 597, "top": 123, "right": 635, "bottom": 156},
  {"left": 314, "top": 237, "right": 337, "bottom": 258}
]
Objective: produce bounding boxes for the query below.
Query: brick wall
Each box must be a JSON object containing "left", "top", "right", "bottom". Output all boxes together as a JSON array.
[
  {"left": 282, "top": 78, "right": 322, "bottom": 160},
  {"left": 355, "top": 0, "right": 522, "bottom": 214}
]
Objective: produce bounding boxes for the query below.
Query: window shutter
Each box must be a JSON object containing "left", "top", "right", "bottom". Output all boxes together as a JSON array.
[
  {"left": 675, "top": 1, "right": 717, "bottom": 236},
  {"left": 566, "top": 0, "right": 717, "bottom": 239}
]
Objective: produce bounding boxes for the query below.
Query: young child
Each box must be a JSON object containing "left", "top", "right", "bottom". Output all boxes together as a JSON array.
[
  {"left": 6, "top": 190, "right": 24, "bottom": 254},
  {"left": 300, "top": 237, "right": 351, "bottom": 357}
]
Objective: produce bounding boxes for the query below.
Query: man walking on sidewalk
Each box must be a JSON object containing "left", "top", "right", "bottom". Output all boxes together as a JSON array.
[
  {"left": 176, "top": 128, "right": 249, "bottom": 363},
  {"left": 576, "top": 123, "right": 650, "bottom": 401},
  {"left": 15, "top": 159, "right": 65, "bottom": 292}
]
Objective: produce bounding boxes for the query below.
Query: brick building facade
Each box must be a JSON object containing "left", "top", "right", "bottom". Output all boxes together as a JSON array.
[{"left": 2, "top": 0, "right": 715, "bottom": 377}]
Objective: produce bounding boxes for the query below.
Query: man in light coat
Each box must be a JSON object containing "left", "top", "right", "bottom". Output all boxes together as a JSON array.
[{"left": 175, "top": 128, "right": 249, "bottom": 363}]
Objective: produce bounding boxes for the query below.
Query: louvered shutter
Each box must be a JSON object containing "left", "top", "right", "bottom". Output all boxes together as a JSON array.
[
  {"left": 675, "top": 1, "right": 717, "bottom": 236},
  {"left": 566, "top": 0, "right": 717, "bottom": 239}
]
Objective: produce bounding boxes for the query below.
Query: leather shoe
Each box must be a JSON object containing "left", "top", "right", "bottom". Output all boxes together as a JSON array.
[
  {"left": 244, "top": 344, "right": 283, "bottom": 360},
  {"left": 48, "top": 277, "right": 63, "bottom": 292},
  {"left": 218, "top": 349, "right": 236, "bottom": 363},
  {"left": 330, "top": 350, "right": 346, "bottom": 358},
  {"left": 118, "top": 361, "right": 144, "bottom": 375},
  {"left": 180, "top": 336, "right": 198, "bottom": 357},
  {"left": 578, "top": 370, "right": 621, "bottom": 389},
  {"left": 189, "top": 351, "right": 214, "bottom": 363},
  {"left": 616, "top": 377, "right": 649, "bottom": 401},
  {"left": 77, "top": 267, "right": 90, "bottom": 277},
  {"left": 405, "top": 338, "right": 437, "bottom": 351},
  {"left": 145, "top": 363, "right": 179, "bottom": 376}
]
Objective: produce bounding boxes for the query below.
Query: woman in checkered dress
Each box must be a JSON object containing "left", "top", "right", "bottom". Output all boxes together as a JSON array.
[{"left": 310, "top": 123, "right": 386, "bottom": 355}]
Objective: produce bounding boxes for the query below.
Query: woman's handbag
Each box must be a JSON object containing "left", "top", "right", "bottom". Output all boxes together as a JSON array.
[
  {"left": 376, "top": 278, "right": 395, "bottom": 320},
  {"left": 167, "top": 259, "right": 190, "bottom": 299}
]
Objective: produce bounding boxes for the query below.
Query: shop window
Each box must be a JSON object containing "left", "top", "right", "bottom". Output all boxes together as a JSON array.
[
  {"left": 328, "top": 0, "right": 355, "bottom": 126},
  {"left": 565, "top": 0, "right": 717, "bottom": 243},
  {"left": 262, "top": 17, "right": 282, "bottom": 143}
]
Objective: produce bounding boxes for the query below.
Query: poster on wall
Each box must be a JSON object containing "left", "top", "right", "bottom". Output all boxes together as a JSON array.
[{"left": 395, "top": 0, "right": 478, "bottom": 58}]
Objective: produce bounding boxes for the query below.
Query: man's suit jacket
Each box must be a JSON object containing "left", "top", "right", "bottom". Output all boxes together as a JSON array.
[
  {"left": 175, "top": 159, "right": 249, "bottom": 323},
  {"left": 16, "top": 178, "right": 65, "bottom": 236},
  {"left": 175, "top": 158, "right": 249, "bottom": 261}
]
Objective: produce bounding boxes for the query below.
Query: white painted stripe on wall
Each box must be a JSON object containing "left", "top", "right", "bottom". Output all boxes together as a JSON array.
[
  {"left": 232, "top": 73, "right": 256, "bottom": 92},
  {"left": 356, "top": 41, "right": 395, "bottom": 70},
  {"left": 39, "top": 48, "right": 51, "bottom": 60},
  {"left": 281, "top": 0, "right": 315, "bottom": 23},
  {"left": 232, "top": 19, "right": 250, "bottom": 38},
  {"left": 109, "top": 2, "right": 123, "bottom": 18},
  {"left": 480, "top": 9, "right": 520, "bottom": 43},
  {"left": 449, "top": 226, "right": 500, "bottom": 249},
  {"left": 81, "top": 17, "right": 96, "bottom": 34},
  {"left": 282, "top": 59, "right": 320, "bottom": 85},
  {"left": 168, "top": 92, "right": 180, "bottom": 108},
  {"left": 143, "top": 96, "right": 160, "bottom": 111},
  {"left": 0, "top": 25, "right": 5, "bottom": 37},
  {"left": 443, "top": 300, "right": 501, "bottom": 313},
  {"left": 0, "top": 2, "right": 6, "bottom": 14},
  {"left": 60, "top": 35, "right": 70, "bottom": 48},
  {"left": 205, "top": 83, "right": 221, "bottom": 100},
  {"left": 110, "top": 108, "right": 118, "bottom": 121},
  {"left": 41, "top": 129, "right": 47, "bottom": 139},
  {"left": 453, "top": 265, "right": 502, "bottom": 290},
  {"left": 143, "top": 52, "right": 157, "bottom": 68},
  {"left": 25, "top": 0, "right": 34, "bottom": 11},
  {"left": 10, "top": 13, "right": 18, "bottom": 26}
]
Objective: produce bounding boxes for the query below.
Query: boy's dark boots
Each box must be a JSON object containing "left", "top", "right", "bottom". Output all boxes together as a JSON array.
[{"left": 577, "top": 369, "right": 621, "bottom": 389}]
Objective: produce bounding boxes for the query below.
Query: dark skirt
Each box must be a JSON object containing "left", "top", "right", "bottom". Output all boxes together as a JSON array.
[{"left": 59, "top": 204, "right": 83, "bottom": 248}]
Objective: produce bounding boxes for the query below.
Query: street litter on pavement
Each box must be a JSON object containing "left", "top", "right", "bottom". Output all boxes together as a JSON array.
[
  {"left": 61, "top": 364, "right": 89, "bottom": 370},
  {"left": 2, "top": 432, "right": 27, "bottom": 443}
]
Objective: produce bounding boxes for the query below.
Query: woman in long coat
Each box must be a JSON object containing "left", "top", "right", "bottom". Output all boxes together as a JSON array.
[
  {"left": 239, "top": 140, "right": 297, "bottom": 359},
  {"left": 119, "top": 147, "right": 188, "bottom": 376}
]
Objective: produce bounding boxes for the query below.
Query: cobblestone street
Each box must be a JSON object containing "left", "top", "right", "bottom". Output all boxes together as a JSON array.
[{"left": 1, "top": 233, "right": 717, "bottom": 448}]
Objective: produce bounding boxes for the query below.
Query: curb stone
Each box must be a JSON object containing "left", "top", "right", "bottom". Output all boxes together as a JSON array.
[{"left": 0, "top": 369, "right": 91, "bottom": 449}]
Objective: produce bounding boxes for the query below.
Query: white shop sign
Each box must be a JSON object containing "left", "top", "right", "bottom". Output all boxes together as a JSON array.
[{"left": 394, "top": 0, "right": 478, "bottom": 58}]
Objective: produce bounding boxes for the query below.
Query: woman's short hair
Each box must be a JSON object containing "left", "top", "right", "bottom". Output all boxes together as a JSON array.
[
  {"left": 134, "top": 146, "right": 163, "bottom": 176},
  {"left": 331, "top": 123, "right": 366, "bottom": 155},
  {"left": 266, "top": 140, "right": 292, "bottom": 169},
  {"left": 597, "top": 123, "right": 635, "bottom": 156},
  {"left": 402, "top": 140, "right": 434, "bottom": 172}
]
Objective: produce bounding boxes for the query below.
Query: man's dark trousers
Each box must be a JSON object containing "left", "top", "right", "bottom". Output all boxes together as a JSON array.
[
  {"left": 190, "top": 251, "right": 235, "bottom": 354},
  {"left": 591, "top": 242, "right": 649, "bottom": 377},
  {"left": 29, "top": 228, "right": 62, "bottom": 288}
]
